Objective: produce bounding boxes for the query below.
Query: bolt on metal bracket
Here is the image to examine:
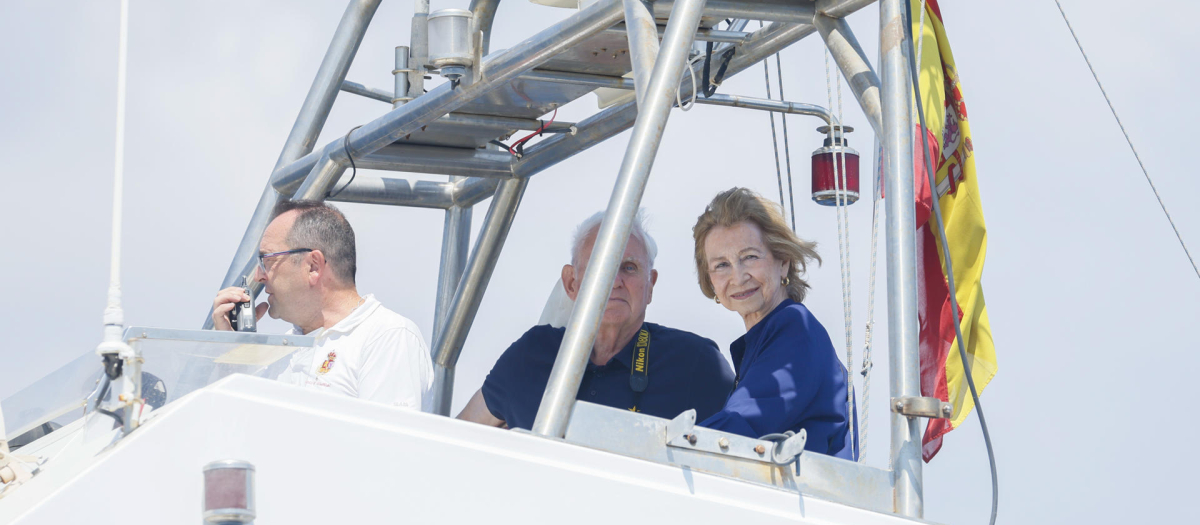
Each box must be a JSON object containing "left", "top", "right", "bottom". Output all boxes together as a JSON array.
[{"left": 891, "top": 396, "right": 953, "bottom": 419}]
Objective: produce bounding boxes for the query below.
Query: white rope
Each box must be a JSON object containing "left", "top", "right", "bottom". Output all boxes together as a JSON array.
[
  {"left": 678, "top": 55, "right": 702, "bottom": 112},
  {"left": 1052, "top": 0, "right": 1199, "bottom": 281},
  {"left": 824, "top": 48, "right": 855, "bottom": 459}
]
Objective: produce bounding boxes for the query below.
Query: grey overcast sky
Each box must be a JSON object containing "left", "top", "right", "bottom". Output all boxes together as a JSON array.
[{"left": 1, "top": 0, "right": 1197, "bottom": 523}]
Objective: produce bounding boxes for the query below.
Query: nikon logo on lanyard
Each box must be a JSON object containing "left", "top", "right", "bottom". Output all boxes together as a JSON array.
[{"left": 628, "top": 328, "right": 649, "bottom": 412}]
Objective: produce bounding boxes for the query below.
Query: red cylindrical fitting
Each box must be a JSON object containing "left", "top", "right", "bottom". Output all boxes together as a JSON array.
[
  {"left": 203, "top": 460, "right": 256, "bottom": 524},
  {"left": 811, "top": 126, "right": 860, "bottom": 206}
]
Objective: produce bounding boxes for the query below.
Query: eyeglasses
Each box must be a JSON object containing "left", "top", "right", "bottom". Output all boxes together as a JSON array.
[{"left": 256, "top": 248, "right": 313, "bottom": 276}]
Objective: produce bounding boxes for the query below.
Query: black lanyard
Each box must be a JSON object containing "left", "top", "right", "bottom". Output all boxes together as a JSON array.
[{"left": 629, "top": 328, "right": 649, "bottom": 412}]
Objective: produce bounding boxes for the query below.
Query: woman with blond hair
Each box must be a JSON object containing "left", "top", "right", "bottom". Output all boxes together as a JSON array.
[{"left": 692, "top": 187, "right": 854, "bottom": 460}]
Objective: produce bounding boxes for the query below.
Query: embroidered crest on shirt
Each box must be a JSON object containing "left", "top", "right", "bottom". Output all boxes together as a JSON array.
[{"left": 318, "top": 350, "right": 337, "bottom": 374}]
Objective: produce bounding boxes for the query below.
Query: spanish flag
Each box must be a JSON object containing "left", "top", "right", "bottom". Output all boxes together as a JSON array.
[{"left": 910, "top": 0, "right": 997, "bottom": 462}]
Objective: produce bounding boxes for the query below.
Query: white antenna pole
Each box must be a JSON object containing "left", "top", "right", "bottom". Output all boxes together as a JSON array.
[
  {"left": 103, "top": 0, "right": 129, "bottom": 338},
  {"left": 96, "top": 0, "right": 141, "bottom": 433}
]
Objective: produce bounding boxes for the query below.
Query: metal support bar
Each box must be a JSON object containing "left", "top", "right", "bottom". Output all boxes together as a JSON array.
[
  {"left": 324, "top": 175, "right": 456, "bottom": 208},
  {"left": 880, "top": 0, "right": 923, "bottom": 517},
  {"left": 815, "top": 14, "right": 883, "bottom": 135},
  {"left": 521, "top": 70, "right": 635, "bottom": 90},
  {"left": 429, "top": 177, "right": 529, "bottom": 415},
  {"left": 531, "top": 0, "right": 708, "bottom": 439},
  {"left": 652, "top": 0, "right": 814, "bottom": 24},
  {"left": 293, "top": 153, "right": 349, "bottom": 200},
  {"left": 394, "top": 46, "right": 411, "bottom": 107},
  {"left": 453, "top": 177, "right": 502, "bottom": 207},
  {"left": 408, "top": 0, "right": 429, "bottom": 100},
  {"left": 623, "top": 0, "right": 660, "bottom": 108},
  {"left": 341, "top": 80, "right": 394, "bottom": 104},
  {"left": 692, "top": 93, "right": 836, "bottom": 125},
  {"left": 356, "top": 143, "right": 514, "bottom": 180},
  {"left": 268, "top": 0, "right": 625, "bottom": 194},
  {"left": 205, "top": 0, "right": 381, "bottom": 328},
  {"left": 433, "top": 192, "right": 473, "bottom": 338},
  {"left": 817, "top": 0, "right": 879, "bottom": 19}
]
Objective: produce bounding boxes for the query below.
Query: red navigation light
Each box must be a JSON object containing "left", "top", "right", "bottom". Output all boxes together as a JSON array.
[{"left": 811, "top": 125, "right": 860, "bottom": 206}]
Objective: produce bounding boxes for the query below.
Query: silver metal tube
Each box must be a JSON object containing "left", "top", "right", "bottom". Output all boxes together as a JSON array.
[
  {"left": 453, "top": 177, "right": 502, "bottom": 207},
  {"left": 469, "top": 0, "right": 501, "bottom": 56},
  {"left": 205, "top": 0, "right": 381, "bottom": 328},
  {"left": 433, "top": 195, "right": 473, "bottom": 338},
  {"left": 531, "top": 0, "right": 708, "bottom": 439},
  {"left": 816, "top": 14, "right": 883, "bottom": 135},
  {"left": 268, "top": 0, "right": 625, "bottom": 190},
  {"left": 293, "top": 153, "right": 349, "bottom": 200},
  {"left": 324, "top": 175, "right": 456, "bottom": 208},
  {"left": 817, "top": 0, "right": 879, "bottom": 19},
  {"left": 341, "top": 80, "right": 394, "bottom": 103},
  {"left": 430, "top": 177, "right": 529, "bottom": 415},
  {"left": 357, "top": 143, "right": 513, "bottom": 179},
  {"left": 653, "top": 0, "right": 813, "bottom": 24},
  {"left": 408, "top": 0, "right": 429, "bottom": 100},
  {"left": 695, "top": 28, "right": 749, "bottom": 43},
  {"left": 520, "top": 70, "right": 635, "bottom": 90},
  {"left": 394, "top": 46, "right": 411, "bottom": 107},
  {"left": 622, "top": 0, "right": 660, "bottom": 109},
  {"left": 880, "top": 0, "right": 922, "bottom": 517},
  {"left": 516, "top": 21, "right": 821, "bottom": 179},
  {"left": 693, "top": 93, "right": 836, "bottom": 125}
]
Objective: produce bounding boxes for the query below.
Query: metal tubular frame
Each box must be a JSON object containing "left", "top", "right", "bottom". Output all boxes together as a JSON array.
[
  {"left": 268, "top": 0, "right": 625, "bottom": 193},
  {"left": 692, "top": 93, "right": 838, "bottom": 124},
  {"left": 651, "top": 0, "right": 814, "bottom": 23},
  {"left": 815, "top": 14, "right": 883, "bottom": 135},
  {"left": 204, "top": 0, "right": 381, "bottom": 329},
  {"left": 879, "top": 0, "right": 924, "bottom": 517},
  {"left": 341, "top": 80, "right": 394, "bottom": 104},
  {"left": 429, "top": 178, "right": 529, "bottom": 415},
  {"left": 531, "top": 0, "right": 709, "bottom": 439},
  {"left": 210, "top": 0, "right": 931, "bottom": 514},
  {"left": 433, "top": 189, "right": 473, "bottom": 338},
  {"left": 514, "top": 21, "right": 818, "bottom": 179}
]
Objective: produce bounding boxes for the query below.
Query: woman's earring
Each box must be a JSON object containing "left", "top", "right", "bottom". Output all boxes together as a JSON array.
[
  {"left": 715, "top": 296, "right": 721, "bottom": 304},
  {"left": 781, "top": 276, "right": 790, "bottom": 286}
]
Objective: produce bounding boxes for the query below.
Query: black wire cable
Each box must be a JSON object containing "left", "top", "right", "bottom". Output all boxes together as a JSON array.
[
  {"left": 328, "top": 125, "right": 364, "bottom": 200},
  {"left": 902, "top": 3, "right": 998, "bottom": 524}
]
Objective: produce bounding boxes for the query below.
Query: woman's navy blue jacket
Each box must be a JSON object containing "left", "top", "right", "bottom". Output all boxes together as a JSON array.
[{"left": 699, "top": 299, "right": 856, "bottom": 459}]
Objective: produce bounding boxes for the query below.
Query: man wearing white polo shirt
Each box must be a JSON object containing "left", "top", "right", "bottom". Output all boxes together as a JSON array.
[{"left": 211, "top": 200, "right": 433, "bottom": 411}]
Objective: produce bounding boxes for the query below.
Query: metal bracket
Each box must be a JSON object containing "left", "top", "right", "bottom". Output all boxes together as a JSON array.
[
  {"left": 667, "top": 425, "right": 804, "bottom": 465},
  {"left": 771, "top": 429, "right": 807, "bottom": 464},
  {"left": 663, "top": 409, "right": 695, "bottom": 443},
  {"left": 891, "top": 396, "right": 953, "bottom": 419}
]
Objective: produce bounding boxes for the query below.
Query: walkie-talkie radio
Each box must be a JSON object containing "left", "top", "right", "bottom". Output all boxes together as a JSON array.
[{"left": 228, "top": 276, "right": 257, "bottom": 332}]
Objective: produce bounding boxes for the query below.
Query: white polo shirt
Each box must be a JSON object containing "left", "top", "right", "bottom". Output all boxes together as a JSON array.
[{"left": 275, "top": 294, "right": 434, "bottom": 411}]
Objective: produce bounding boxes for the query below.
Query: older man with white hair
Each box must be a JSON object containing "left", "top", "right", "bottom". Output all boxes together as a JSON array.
[{"left": 457, "top": 212, "right": 735, "bottom": 430}]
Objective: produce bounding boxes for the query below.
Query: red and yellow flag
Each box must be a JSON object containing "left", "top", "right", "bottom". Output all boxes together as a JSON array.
[{"left": 909, "top": 0, "right": 997, "bottom": 462}]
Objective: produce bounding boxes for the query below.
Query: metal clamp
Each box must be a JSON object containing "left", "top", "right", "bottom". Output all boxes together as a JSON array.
[{"left": 891, "top": 396, "right": 953, "bottom": 418}]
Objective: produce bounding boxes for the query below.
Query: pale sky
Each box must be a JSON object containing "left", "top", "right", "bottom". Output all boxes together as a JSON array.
[{"left": 2, "top": 1, "right": 1197, "bottom": 523}]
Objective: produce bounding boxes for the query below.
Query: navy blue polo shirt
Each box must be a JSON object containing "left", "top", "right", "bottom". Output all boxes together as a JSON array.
[
  {"left": 482, "top": 322, "right": 735, "bottom": 430},
  {"left": 699, "top": 299, "right": 857, "bottom": 460}
]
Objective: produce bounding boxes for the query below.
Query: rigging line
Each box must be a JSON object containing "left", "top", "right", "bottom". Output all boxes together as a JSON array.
[
  {"left": 904, "top": 2, "right": 998, "bottom": 524},
  {"left": 1051, "top": 1, "right": 1199, "bottom": 281},
  {"left": 835, "top": 53, "right": 856, "bottom": 461},
  {"left": 860, "top": 134, "right": 883, "bottom": 462},
  {"left": 773, "top": 52, "right": 797, "bottom": 231},
  {"left": 760, "top": 24, "right": 787, "bottom": 218},
  {"left": 824, "top": 47, "right": 855, "bottom": 459}
]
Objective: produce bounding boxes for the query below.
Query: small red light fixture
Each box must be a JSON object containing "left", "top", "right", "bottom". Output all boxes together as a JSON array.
[{"left": 811, "top": 125, "right": 860, "bottom": 206}]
